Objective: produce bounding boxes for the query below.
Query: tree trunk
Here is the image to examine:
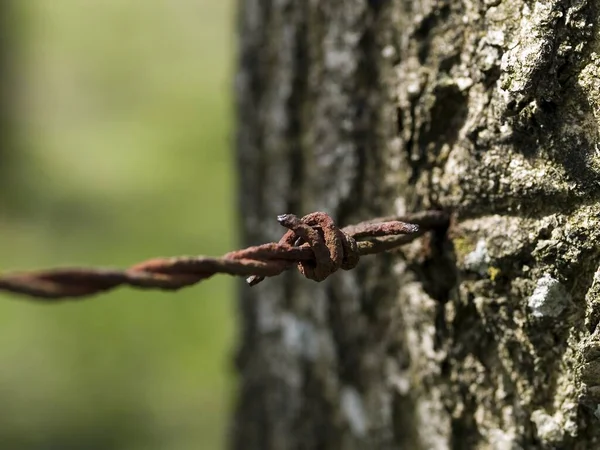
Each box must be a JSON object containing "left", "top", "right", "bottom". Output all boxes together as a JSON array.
[
  {"left": 0, "top": 2, "right": 19, "bottom": 210},
  {"left": 0, "top": 2, "right": 12, "bottom": 177},
  {"left": 233, "top": 0, "right": 600, "bottom": 448}
]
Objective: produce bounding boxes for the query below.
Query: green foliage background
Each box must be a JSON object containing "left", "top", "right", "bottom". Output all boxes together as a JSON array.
[{"left": 0, "top": 1, "right": 235, "bottom": 448}]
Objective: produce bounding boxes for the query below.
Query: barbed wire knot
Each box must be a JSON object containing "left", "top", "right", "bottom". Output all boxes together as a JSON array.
[
  {"left": 275, "top": 212, "right": 358, "bottom": 282},
  {"left": 0, "top": 210, "right": 448, "bottom": 301}
]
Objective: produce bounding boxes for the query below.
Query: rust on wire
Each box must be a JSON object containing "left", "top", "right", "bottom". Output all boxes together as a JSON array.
[{"left": 0, "top": 210, "right": 448, "bottom": 301}]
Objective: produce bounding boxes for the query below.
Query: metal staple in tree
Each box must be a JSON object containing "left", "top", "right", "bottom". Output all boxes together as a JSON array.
[{"left": 0, "top": 211, "right": 448, "bottom": 301}]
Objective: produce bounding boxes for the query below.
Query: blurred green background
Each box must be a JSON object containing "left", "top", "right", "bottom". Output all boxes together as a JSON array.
[{"left": 0, "top": 1, "right": 235, "bottom": 449}]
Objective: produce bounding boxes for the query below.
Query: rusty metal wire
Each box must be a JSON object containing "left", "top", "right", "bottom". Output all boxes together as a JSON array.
[{"left": 0, "top": 210, "right": 448, "bottom": 301}]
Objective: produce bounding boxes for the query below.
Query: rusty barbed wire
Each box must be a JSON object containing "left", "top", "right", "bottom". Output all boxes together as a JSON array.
[{"left": 0, "top": 210, "right": 448, "bottom": 301}]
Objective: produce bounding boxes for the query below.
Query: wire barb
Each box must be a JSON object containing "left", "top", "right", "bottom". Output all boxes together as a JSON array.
[{"left": 0, "top": 210, "right": 448, "bottom": 301}]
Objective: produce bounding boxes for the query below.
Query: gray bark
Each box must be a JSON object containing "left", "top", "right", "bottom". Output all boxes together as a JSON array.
[{"left": 233, "top": 0, "right": 600, "bottom": 448}]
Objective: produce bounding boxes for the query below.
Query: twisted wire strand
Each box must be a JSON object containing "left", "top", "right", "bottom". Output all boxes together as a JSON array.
[{"left": 0, "top": 210, "right": 448, "bottom": 301}]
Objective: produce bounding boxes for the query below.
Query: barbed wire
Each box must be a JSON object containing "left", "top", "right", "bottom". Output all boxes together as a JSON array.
[{"left": 0, "top": 210, "right": 448, "bottom": 301}]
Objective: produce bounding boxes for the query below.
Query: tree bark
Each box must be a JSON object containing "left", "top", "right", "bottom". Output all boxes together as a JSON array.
[{"left": 233, "top": 0, "right": 600, "bottom": 448}]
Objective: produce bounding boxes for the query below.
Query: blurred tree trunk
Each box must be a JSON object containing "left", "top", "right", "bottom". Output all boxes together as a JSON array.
[
  {"left": 233, "top": 0, "right": 600, "bottom": 448},
  {"left": 0, "top": 3, "right": 10, "bottom": 170},
  {"left": 0, "top": 2, "right": 17, "bottom": 206}
]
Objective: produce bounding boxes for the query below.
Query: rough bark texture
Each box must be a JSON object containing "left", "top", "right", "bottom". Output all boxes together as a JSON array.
[{"left": 233, "top": 0, "right": 600, "bottom": 448}]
